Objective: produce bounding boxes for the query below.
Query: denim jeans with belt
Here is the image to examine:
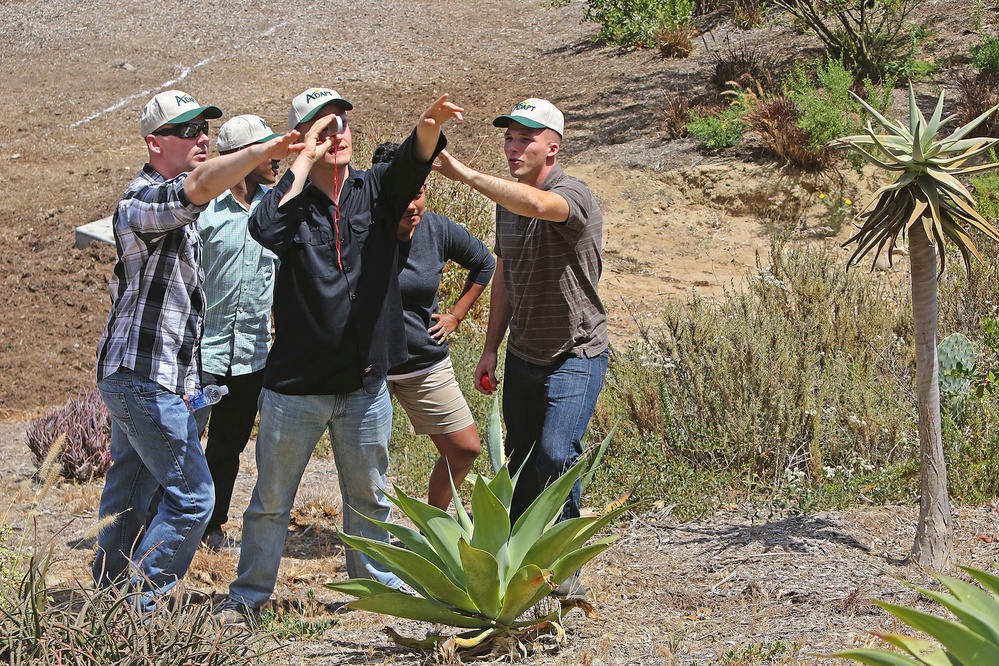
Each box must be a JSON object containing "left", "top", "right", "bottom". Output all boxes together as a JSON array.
[
  {"left": 228, "top": 383, "right": 401, "bottom": 608},
  {"left": 93, "top": 369, "right": 215, "bottom": 603},
  {"left": 503, "top": 349, "right": 609, "bottom": 525}
]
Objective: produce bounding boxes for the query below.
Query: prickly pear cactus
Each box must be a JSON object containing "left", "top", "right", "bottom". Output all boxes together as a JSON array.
[{"left": 938, "top": 333, "right": 976, "bottom": 397}]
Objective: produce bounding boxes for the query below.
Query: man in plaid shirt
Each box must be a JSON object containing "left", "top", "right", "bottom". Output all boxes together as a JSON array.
[{"left": 93, "top": 90, "right": 298, "bottom": 609}]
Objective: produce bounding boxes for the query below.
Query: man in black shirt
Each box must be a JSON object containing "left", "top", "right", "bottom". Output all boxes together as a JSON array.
[{"left": 219, "top": 89, "right": 462, "bottom": 622}]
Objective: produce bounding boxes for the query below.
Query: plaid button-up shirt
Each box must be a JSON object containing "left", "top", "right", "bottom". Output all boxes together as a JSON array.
[
  {"left": 198, "top": 187, "right": 276, "bottom": 376},
  {"left": 96, "top": 164, "right": 208, "bottom": 395}
]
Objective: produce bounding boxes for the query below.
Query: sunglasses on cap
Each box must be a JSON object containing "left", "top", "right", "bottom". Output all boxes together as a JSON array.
[{"left": 152, "top": 121, "right": 209, "bottom": 139}]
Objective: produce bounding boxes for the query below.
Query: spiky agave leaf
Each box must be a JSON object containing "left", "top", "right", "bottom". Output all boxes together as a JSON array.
[
  {"left": 326, "top": 428, "right": 631, "bottom": 652},
  {"left": 830, "top": 84, "right": 999, "bottom": 277},
  {"left": 834, "top": 566, "right": 999, "bottom": 666}
]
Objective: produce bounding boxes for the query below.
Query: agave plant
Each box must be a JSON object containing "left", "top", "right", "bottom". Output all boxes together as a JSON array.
[
  {"left": 830, "top": 85, "right": 999, "bottom": 570},
  {"left": 326, "top": 429, "right": 629, "bottom": 653},
  {"left": 834, "top": 566, "right": 999, "bottom": 665}
]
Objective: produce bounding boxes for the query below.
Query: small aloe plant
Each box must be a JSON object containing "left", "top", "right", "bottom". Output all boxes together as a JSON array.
[
  {"left": 834, "top": 565, "right": 999, "bottom": 665},
  {"left": 326, "top": 423, "right": 628, "bottom": 653}
]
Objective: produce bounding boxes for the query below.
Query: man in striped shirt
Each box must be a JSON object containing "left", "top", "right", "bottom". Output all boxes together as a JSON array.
[
  {"left": 434, "top": 98, "right": 608, "bottom": 601},
  {"left": 93, "top": 91, "right": 298, "bottom": 609}
]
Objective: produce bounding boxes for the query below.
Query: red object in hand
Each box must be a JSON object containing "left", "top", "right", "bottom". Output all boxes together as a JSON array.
[{"left": 480, "top": 375, "right": 496, "bottom": 392}]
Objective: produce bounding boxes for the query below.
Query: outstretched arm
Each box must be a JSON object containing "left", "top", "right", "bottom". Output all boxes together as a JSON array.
[
  {"left": 434, "top": 149, "right": 569, "bottom": 222},
  {"left": 184, "top": 131, "right": 301, "bottom": 205},
  {"left": 414, "top": 95, "right": 464, "bottom": 164}
]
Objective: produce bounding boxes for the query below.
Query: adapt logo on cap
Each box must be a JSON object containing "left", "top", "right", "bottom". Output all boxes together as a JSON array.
[
  {"left": 513, "top": 102, "right": 538, "bottom": 112},
  {"left": 306, "top": 89, "right": 333, "bottom": 103},
  {"left": 174, "top": 93, "right": 196, "bottom": 107}
]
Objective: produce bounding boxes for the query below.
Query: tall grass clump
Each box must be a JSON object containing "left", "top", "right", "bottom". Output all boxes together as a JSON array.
[
  {"left": 1, "top": 437, "right": 277, "bottom": 664},
  {"left": 597, "top": 242, "right": 920, "bottom": 516}
]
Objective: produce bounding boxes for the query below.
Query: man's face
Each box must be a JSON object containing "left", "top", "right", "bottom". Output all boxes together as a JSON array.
[
  {"left": 503, "top": 122, "right": 558, "bottom": 183},
  {"left": 247, "top": 156, "right": 280, "bottom": 186},
  {"left": 398, "top": 186, "right": 427, "bottom": 240},
  {"left": 150, "top": 114, "right": 210, "bottom": 177},
  {"left": 299, "top": 104, "right": 352, "bottom": 169}
]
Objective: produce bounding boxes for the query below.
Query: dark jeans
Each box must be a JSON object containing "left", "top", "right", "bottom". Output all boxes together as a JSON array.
[
  {"left": 503, "top": 349, "right": 608, "bottom": 525},
  {"left": 199, "top": 368, "right": 265, "bottom": 531}
]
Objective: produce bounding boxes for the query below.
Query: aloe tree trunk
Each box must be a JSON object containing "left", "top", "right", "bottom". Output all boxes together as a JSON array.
[{"left": 908, "top": 222, "right": 952, "bottom": 570}]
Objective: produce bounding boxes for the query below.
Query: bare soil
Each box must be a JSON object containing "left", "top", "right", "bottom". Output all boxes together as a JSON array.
[{"left": 2, "top": 0, "right": 997, "bottom": 663}]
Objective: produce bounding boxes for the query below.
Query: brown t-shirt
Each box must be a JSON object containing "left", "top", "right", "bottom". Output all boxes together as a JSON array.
[{"left": 495, "top": 163, "right": 608, "bottom": 365}]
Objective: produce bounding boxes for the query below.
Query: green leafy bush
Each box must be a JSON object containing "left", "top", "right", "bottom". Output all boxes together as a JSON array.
[
  {"left": 687, "top": 101, "right": 746, "bottom": 150},
  {"left": 972, "top": 34, "right": 999, "bottom": 77},
  {"left": 974, "top": 171, "right": 999, "bottom": 221},
  {"left": 786, "top": 58, "right": 893, "bottom": 150},
  {"left": 774, "top": 0, "right": 925, "bottom": 81},
  {"left": 549, "top": 0, "right": 694, "bottom": 48},
  {"left": 598, "top": 242, "right": 918, "bottom": 514}
]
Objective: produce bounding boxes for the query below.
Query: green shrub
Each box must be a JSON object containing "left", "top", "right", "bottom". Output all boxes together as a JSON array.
[
  {"left": 972, "top": 34, "right": 999, "bottom": 76},
  {"left": 786, "top": 58, "right": 893, "bottom": 150},
  {"left": 687, "top": 102, "right": 746, "bottom": 150},
  {"left": 971, "top": 171, "right": 999, "bottom": 221},
  {"left": 595, "top": 242, "right": 919, "bottom": 515},
  {"left": 774, "top": 0, "right": 925, "bottom": 81},
  {"left": 549, "top": 0, "right": 694, "bottom": 48}
]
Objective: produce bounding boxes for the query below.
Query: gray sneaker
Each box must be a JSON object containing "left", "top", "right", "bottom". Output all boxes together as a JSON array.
[
  {"left": 213, "top": 597, "right": 256, "bottom": 628},
  {"left": 553, "top": 573, "right": 590, "bottom": 602}
]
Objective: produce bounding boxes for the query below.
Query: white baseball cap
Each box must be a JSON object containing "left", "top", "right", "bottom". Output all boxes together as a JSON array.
[
  {"left": 288, "top": 88, "right": 353, "bottom": 129},
  {"left": 493, "top": 98, "right": 564, "bottom": 136},
  {"left": 140, "top": 90, "right": 222, "bottom": 137},
  {"left": 217, "top": 115, "right": 282, "bottom": 153}
]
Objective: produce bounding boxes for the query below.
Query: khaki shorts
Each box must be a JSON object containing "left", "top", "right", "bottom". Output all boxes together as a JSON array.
[{"left": 387, "top": 357, "right": 475, "bottom": 435}]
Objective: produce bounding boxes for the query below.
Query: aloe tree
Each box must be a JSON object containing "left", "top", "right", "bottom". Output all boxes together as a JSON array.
[{"left": 831, "top": 86, "right": 999, "bottom": 569}]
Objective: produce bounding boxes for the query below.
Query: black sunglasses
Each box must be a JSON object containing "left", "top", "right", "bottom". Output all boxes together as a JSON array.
[{"left": 153, "top": 121, "right": 209, "bottom": 139}]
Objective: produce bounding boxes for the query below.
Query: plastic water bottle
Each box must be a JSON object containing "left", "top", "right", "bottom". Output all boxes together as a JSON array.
[{"left": 188, "top": 384, "right": 229, "bottom": 410}]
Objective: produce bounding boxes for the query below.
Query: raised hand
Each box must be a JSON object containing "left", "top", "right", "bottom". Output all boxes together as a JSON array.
[{"left": 419, "top": 94, "right": 465, "bottom": 129}]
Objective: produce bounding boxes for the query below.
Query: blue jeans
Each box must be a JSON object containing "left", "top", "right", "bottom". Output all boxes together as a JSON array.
[
  {"left": 503, "top": 350, "right": 608, "bottom": 524},
  {"left": 93, "top": 369, "right": 215, "bottom": 603},
  {"left": 228, "top": 383, "right": 401, "bottom": 608}
]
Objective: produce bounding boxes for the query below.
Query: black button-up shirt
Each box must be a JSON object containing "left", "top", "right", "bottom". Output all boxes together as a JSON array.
[{"left": 249, "top": 129, "right": 445, "bottom": 395}]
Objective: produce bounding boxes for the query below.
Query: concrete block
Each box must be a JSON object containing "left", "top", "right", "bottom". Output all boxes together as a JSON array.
[{"left": 75, "top": 216, "right": 114, "bottom": 249}]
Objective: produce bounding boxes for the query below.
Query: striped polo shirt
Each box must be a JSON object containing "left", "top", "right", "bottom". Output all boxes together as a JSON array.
[{"left": 494, "top": 163, "right": 608, "bottom": 365}]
